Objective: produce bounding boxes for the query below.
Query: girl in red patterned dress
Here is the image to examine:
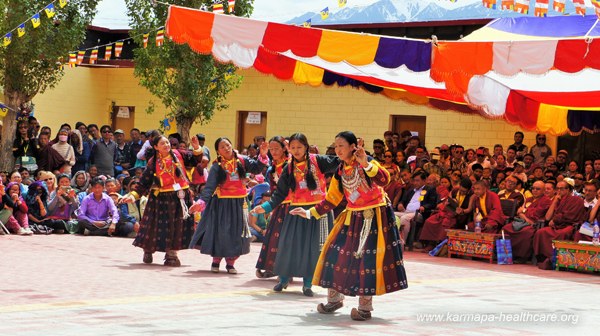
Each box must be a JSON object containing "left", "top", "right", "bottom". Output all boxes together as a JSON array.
[{"left": 290, "top": 131, "right": 408, "bottom": 321}]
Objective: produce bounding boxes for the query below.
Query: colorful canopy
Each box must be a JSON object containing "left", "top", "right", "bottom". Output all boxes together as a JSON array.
[{"left": 165, "top": 5, "right": 600, "bottom": 135}]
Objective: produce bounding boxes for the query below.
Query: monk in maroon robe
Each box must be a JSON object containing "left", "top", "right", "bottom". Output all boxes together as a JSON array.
[
  {"left": 468, "top": 180, "right": 505, "bottom": 233},
  {"left": 420, "top": 178, "right": 473, "bottom": 244},
  {"left": 533, "top": 180, "right": 586, "bottom": 269},
  {"left": 501, "top": 181, "right": 552, "bottom": 262},
  {"left": 572, "top": 181, "right": 599, "bottom": 242},
  {"left": 497, "top": 175, "right": 526, "bottom": 208}
]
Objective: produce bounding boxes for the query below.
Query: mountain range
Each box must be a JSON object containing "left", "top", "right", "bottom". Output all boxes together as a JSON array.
[{"left": 286, "top": 0, "right": 581, "bottom": 25}]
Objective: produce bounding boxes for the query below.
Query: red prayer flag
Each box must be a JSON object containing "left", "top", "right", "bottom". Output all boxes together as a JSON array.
[
  {"left": 514, "top": 0, "right": 529, "bottom": 14},
  {"left": 115, "top": 41, "right": 124, "bottom": 58},
  {"left": 482, "top": 0, "right": 497, "bottom": 9},
  {"left": 76, "top": 51, "right": 85, "bottom": 65},
  {"left": 104, "top": 45, "right": 112, "bottom": 61},
  {"left": 534, "top": 0, "right": 548, "bottom": 17},
  {"left": 573, "top": 0, "right": 586, "bottom": 15},
  {"left": 90, "top": 48, "right": 98, "bottom": 64},
  {"left": 68, "top": 53, "right": 76, "bottom": 68},
  {"left": 553, "top": 0, "right": 565, "bottom": 13},
  {"left": 143, "top": 33, "right": 149, "bottom": 48},
  {"left": 156, "top": 29, "right": 165, "bottom": 47},
  {"left": 501, "top": 0, "right": 513, "bottom": 10}
]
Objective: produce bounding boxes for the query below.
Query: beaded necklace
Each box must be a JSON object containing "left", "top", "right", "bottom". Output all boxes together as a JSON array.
[
  {"left": 272, "top": 160, "right": 285, "bottom": 183},
  {"left": 341, "top": 161, "right": 369, "bottom": 194}
]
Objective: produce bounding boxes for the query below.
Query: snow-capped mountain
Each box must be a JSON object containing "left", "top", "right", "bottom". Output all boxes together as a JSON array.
[{"left": 286, "top": 0, "right": 581, "bottom": 25}]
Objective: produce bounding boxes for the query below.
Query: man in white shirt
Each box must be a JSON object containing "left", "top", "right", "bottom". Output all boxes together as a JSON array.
[{"left": 582, "top": 181, "right": 598, "bottom": 211}]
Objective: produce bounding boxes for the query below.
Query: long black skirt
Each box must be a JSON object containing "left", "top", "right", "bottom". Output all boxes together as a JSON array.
[
  {"left": 256, "top": 203, "right": 289, "bottom": 272},
  {"left": 274, "top": 205, "right": 333, "bottom": 278},
  {"left": 313, "top": 204, "right": 408, "bottom": 297},
  {"left": 189, "top": 196, "right": 250, "bottom": 258},
  {"left": 133, "top": 189, "right": 195, "bottom": 253}
]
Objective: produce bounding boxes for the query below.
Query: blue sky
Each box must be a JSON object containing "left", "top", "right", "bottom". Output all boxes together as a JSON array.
[
  {"left": 91, "top": 0, "right": 463, "bottom": 28},
  {"left": 92, "top": 0, "right": 594, "bottom": 28}
]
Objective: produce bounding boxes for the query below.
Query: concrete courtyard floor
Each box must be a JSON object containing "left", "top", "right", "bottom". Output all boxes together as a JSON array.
[{"left": 1, "top": 234, "right": 599, "bottom": 336}]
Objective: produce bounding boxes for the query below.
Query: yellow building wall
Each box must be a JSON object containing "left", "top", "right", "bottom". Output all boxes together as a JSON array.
[
  {"left": 33, "top": 67, "right": 111, "bottom": 132},
  {"left": 34, "top": 67, "right": 555, "bottom": 154}
]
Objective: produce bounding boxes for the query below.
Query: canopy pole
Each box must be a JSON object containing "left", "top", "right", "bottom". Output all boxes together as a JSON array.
[{"left": 584, "top": 19, "right": 599, "bottom": 38}]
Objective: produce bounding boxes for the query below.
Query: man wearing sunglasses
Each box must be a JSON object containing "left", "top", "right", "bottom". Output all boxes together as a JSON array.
[
  {"left": 90, "top": 125, "right": 117, "bottom": 177},
  {"left": 529, "top": 133, "right": 552, "bottom": 166},
  {"left": 449, "top": 144, "right": 467, "bottom": 177}
]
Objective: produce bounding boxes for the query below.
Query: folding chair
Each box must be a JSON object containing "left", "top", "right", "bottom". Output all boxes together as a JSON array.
[{"left": 0, "top": 220, "right": 10, "bottom": 235}]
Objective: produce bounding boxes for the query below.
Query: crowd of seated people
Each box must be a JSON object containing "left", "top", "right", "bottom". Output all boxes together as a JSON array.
[
  {"left": 371, "top": 130, "right": 599, "bottom": 270},
  {"left": 5, "top": 119, "right": 600, "bottom": 273},
  {"left": 4, "top": 121, "right": 271, "bottom": 242}
]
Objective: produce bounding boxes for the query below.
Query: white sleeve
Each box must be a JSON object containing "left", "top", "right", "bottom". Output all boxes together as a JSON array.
[{"left": 136, "top": 141, "right": 150, "bottom": 160}]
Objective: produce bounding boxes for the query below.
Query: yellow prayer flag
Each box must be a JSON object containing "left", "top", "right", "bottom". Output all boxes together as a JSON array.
[
  {"left": 338, "top": 0, "right": 347, "bottom": 8},
  {"left": 320, "top": 7, "right": 330, "bottom": 20},
  {"left": 3, "top": 33, "right": 12, "bottom": 47},
  {"left": 45, "top": 4, "right": 56, "bottom": 18},
  {"left": 59, "top": 0, "right": 68, "bottom": 8},
  {"left": 17, "top": 24, "right": 26, "bottom": 37},
  {"left": 31, "top": 14, "right": 41, "bottom": 28},
  {"left": 0, "top": 104, "right": 9, "bottom": 117}
]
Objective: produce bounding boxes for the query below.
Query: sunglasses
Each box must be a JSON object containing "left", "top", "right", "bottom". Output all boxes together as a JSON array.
[
  {"left": 455, "top": 151, "right": 464, "bottom": 154},
  {"left": 44, "top": 178, "right": 53, "bottom": 181},
  {"left": 102, "top": 130, "right": 113, "bottom": 134},
  {"left": 384, "top": 155, "right": 392, "bottom": 158}
]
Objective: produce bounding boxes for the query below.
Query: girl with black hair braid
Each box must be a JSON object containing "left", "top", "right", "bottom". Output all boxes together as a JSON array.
[
  {"left": 123, "top": 135, "right": 201, "bottom": 267},
  {"left": 251, "top": 133, "right": 339, "bottom": 297},
  {"left": 255, "top": 136, "right": 290, "bottom": 279},
  {"left": 290, "top": 131, "right": 408, "bottom": 321},
  {"left": 189, "top": 137, "right": 269, "bottom": 274}
]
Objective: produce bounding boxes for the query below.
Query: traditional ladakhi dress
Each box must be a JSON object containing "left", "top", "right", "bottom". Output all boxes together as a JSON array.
[
  {"left": 261, "top": 154, "right": 339, "bottom": 284},
  {"left": 256, "top": 160, "right": 291, "bottom": 275},
  {"left": 189, "top": 155, "right": 267, "bottom": 258},
  {"left": 310, "top": 160, "right": 408, "bottom": 311},
  {"left": 133, "top": 150, "right": 195, "bottom": 253}
]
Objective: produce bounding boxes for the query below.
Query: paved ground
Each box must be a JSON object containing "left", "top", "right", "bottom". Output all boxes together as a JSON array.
[{"left": 1, "top": 234, "right": 599, "bottom": 336}]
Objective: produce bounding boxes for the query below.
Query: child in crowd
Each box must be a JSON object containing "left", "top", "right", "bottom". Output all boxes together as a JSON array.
[
  {"left": 249, "top": 192, "right": 271, "bottom": 243},
  {"left": 108, "top": 192, "right": 138, "bottom": 238}
]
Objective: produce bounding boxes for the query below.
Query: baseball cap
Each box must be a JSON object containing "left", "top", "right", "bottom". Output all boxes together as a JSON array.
[
  {"left": 476, "top": 148, "right": 486, "bottom": 156},
  {"left": 114, "top": 129, "right": 124, "bottom": 135}
]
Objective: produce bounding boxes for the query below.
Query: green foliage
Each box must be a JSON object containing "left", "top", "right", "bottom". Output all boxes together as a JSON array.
[
  {"left": 125, "top": 0, "right": 255, "bottom": 129},
  {"left": 0, "top": 0, "right": 99, "bottom": 100}
]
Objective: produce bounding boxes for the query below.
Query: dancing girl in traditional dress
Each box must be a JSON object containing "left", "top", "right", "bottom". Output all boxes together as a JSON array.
[{"left": 290, "top": 131, "right": 408, "bottom": 320}]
